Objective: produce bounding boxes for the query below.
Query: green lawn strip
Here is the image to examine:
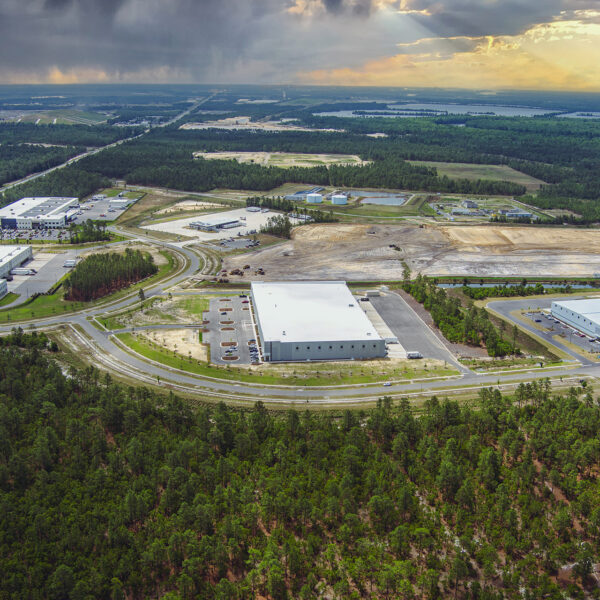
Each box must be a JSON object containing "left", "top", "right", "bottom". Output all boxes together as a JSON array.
[
  {"left": 0, "top": 293, "right": 19, "bottom": 307},
  {"left": 0, "top": 249, "right": 180, "bottom": 324},
  {"left": 116, "top": 332, "right": 457, "bottom": 386}
]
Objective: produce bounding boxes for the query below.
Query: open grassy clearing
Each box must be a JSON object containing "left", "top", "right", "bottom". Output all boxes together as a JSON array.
[
  {"left": 98, "top": 188, "right": 142, "bottom": 199},
  {"left": 333, "top": 194, "right": 435, "bottom": 219},
  {"left": 194, "top": 151, "right": 368, "bottom": 168},
  {"left": 100, "top": 294, "right": 212, "bottom": 330},
  {"left": 13, "top": 109, "right": 108, "bottom": 125},
  {"left": 408, "top": 160, "right": 546, "bottom": 191},
  {"left": 117, "top": 331, "right": 458, "bottom": 386}
]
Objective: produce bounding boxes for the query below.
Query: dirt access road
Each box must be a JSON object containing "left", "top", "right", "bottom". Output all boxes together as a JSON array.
[{"left": 224, "top": 223, "right": 600, "bottom": 280}]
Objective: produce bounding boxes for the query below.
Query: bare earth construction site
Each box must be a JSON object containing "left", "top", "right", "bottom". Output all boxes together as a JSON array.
[{"left": 225, "top": 223, "right": 600, "bottom": 280}]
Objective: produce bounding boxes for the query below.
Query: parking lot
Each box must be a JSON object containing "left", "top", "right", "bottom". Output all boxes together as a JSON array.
[
  {"left": 217, "top": 237, "right": 260, "bottom": 251},
  {"left": 524, "top": 309, "right": 600, "bottom": 356},
  {"left": 74, "top": 197, "right": 132, "bottom": 224},
  {"left": 7, "top": 249, "right": 80, "bottom": 299},
  {"left": 369, "top": 292, "right": 460, "bottom": 365},
  {"left": 1, "top": 228, "right": 68, "bottom": 242},
  {"left": 203, "top": 295, "right": 259, "bottom": 365}
]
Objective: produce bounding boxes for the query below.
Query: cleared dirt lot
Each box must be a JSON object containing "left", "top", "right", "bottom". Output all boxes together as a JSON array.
[
  {"left": 224, "top": 223, "right": 600, "bottom": 280},
  {"left": 193, "top": 151, "right": 368, "bottom": 168}
]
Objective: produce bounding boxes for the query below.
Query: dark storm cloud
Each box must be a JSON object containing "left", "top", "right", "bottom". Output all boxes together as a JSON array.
[
  {"left": 0, "top": 0, "right": 598, "bottom": 82},
  {"left": 405, "top": 0, "right": 600, "bottom": 37}
]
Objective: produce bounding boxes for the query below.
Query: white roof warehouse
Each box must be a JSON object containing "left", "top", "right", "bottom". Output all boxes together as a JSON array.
[
  {"left": 251, "top": 281, "right": 386, "bottom": 362},
  {"left": 0, "top": 197, "right": 79, "bottom": 229}
]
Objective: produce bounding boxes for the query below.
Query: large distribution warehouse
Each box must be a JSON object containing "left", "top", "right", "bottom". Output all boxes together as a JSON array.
[
  {"left": 251, "top": 281, "right": 387, "bottom": 361},
  {"left": 551, "top": 299, "right": 600, "bottom": 338},
  {"left": 0, "top": 197, "right": 79, "bottom": 229},
  {"left": 0, "top": 246, "right": 33, "bottom": 279}
]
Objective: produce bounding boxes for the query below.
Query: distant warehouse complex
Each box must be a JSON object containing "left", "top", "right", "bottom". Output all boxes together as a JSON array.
[
  {"left": 190, "top": 215, "right": 241, "bottom": 232},
  {"left": 551, "top": 299, "right": 600, "bottom": 338},
  {"left": 251, "top": 281, "right": 386, "bottom": 361},
  {"left": 0, "top": 246, "right": 33, "bottom": 279},
  {"left": 0, "top": 197, "right": 78, "bottom": 229}
]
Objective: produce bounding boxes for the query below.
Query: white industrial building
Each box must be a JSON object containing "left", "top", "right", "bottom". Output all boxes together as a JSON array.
[
  {"left": 551, "top": 299, "right": 600, "bottom": 338},
  {"left": 109, "top": 196, "right": 138, "bottom": 210},
  {"left": 0, "top": 279, "right": 7, "bottom": 300},
  {"left": 189, "top": 215, "right": 241, "bottom": 232},
  {"left": 0, "top": 197, "right": 79, "bottom": 229},
  {"left": 331, "top": 194, "right": 348, "bottom": 205},
  {"left": 0, "top": 246, "right": 33, "bottom": 279},
  {"left": 306, "top": 193, "right": 323, "bottom": 204},
  {"left": 251, "top": 281, "right": 387, "bottom": 362}
]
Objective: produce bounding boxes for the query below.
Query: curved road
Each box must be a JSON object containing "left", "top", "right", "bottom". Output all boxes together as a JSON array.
[{"left": 2, "top": 234, "right": 597, "bottom": 403}]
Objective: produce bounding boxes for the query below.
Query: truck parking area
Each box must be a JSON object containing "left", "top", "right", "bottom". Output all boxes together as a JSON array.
[
  {"left": 7, "top": 249, "right": 80, "bottom": 299},
  {"left": 203, "top": 295, "right": 259, "bottom": 365}
]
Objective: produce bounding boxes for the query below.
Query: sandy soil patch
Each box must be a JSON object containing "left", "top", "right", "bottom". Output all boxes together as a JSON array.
[
  {"left": 80, "top": 243, "right": 169, "bottom": 266},
  {"left": 155, "top": 200, "right": 223, "bottom": 215},
  {"left": 139, "top": 328, "right": 207, "bottom": 361},
  {"left": 224, "top": 223, "right": 600, "bottom": 280},
  {"left": 193, "top": 151, "right": 367, "bottom": 168},
  {"left": 181, "top": 117, "right": 340, "bottom": 133}
]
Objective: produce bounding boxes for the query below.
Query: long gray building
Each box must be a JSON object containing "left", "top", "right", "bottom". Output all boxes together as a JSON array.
[
  {"left": 0, "top": 246, "right": 33, "bottom": 279},
  {"left": 251, "top": 281, "right": 387, "bottom": 362}
]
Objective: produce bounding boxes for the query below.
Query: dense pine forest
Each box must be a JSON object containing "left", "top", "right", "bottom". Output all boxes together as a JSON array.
[
  {"left": 64, "top": 249, "right": 157, "bottom": 301},
  {"left": 1, "top": 335, "right": 599, "bottom": 599},
  {"left": 403, "top": 276, "right": 517, "bottom": 357},
  {"left": 0, "top": 143, "right": 82, "bottom": 186}
]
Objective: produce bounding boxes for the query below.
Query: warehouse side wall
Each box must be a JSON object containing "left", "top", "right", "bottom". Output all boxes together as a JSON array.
[{"left": 551, "top": 302, "right": 600, "bottom": 337}]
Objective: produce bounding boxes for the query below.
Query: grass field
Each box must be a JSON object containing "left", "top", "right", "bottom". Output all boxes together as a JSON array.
[
  {"left": 194, "top": 151, "right": 367, "bottom": 168},
  {"left": 334, "top": 194, "right": 435, "bottom": 219},
  {"left": 0, "top": 293, "right": 18, "bottom": 307},
  {"left": 117, "top": 332, "right": 458, "bottom": 386},
  {"left": 14, "top": 109, "right": 107, "bottom": 125},
  {"left": 408, "top": 161, "right": 546, "bottom": 190}
]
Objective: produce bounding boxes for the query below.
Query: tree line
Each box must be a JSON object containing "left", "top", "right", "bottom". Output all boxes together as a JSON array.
[
  {"left": 64, "top": 248, "right": 157, "bottom": 301},
  {"left": 0, "top": 143, "right": 81, "bottom": 186},
  {"left": 0, "top": 335, "right": 599, "bottom": 598},
  {"left": 403, "top": 275, "right": 518, "bottom": 357},
  {"left": 68, "top": 219, "right": 111, "bottom": 244}
]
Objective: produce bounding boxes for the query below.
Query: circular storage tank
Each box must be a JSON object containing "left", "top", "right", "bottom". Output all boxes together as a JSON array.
[
  {"left": 331, "top": 194, "right": 348, "bottom": 205},
  {"left": 306, "top": 193, "right": 323, "bottom": 204}
]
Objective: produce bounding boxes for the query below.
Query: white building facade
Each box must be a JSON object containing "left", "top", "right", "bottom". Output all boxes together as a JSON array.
[{"left": 251, "top": 281, "right": 387, "bottom": 362}]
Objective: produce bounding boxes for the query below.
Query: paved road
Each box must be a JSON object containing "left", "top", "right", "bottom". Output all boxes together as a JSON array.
[
  {"left": 0, "top": 96, "right": 211, "bottom": 194},
  {"left": 487, "top": 297, "right": 600, "bottom": 366}
]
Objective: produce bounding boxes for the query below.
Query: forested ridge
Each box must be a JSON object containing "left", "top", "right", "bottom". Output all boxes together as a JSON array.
[
  {"left": 64, "top": 249, "right": 157, "bottom": 301},
  {"left": 1, "top": 335, "right": 600, "bottom": 599}
]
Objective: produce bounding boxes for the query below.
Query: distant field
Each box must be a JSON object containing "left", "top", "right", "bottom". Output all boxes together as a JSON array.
[
  {"left": 408, "top": 161, "right": 546, "bottom": 190},
  {"left": 194, "top": 151, "right": 368, "bottom": 168},
  {"left": 13, "top": 109, "right": 107, "bottom": 126}
]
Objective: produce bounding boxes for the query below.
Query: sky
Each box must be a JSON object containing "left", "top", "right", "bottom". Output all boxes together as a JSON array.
[{"left": 0, "top": 0, "right": 599, "bottom": 90}]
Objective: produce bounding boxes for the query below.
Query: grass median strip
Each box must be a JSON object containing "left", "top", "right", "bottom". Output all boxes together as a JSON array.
[{"left": 116, "top": 332, "right": 458, "bottom": 386}]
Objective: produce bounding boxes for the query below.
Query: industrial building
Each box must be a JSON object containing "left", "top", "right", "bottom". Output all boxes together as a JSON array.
[
  {"left": 109, "top": 196, "right": 138, "bottom": 210},
  {"left": 0, "top": 246, "right": 33, "bottom": 279},
  {"left": 331, "top": 194, "right": 348, "bottom": 205},
  {"left": 251, "top": 281, "right": 387, "bottom": 362},
  {"left": 306, "top": 193, "right": 323, "bottom": 204},
  {"left": 284, "top": 186, "right": 324, "bottom": 202},
  {"left": 189, "top": 215, "right": 241, "bottom": 232},
  {"left": 551, "top": 299, "right": 600, "bottom": 338},
  {"left": 0, "top": 197, "right": 79, "bottom": 229}
]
